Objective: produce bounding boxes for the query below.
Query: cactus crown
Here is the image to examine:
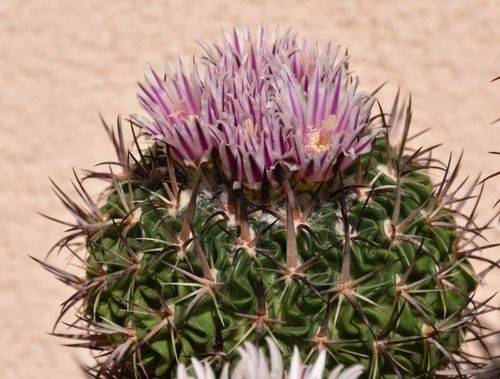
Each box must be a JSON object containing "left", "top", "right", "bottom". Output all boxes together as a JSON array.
[
  {"left": 36, "top": 28, "right": 499, "bottom": 379},
  {"left": 133, "top": 28, "right": 375, "bottom": 192}
]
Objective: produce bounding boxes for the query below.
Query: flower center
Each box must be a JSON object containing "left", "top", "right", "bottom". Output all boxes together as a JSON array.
[
  {"left": 305, "top": 115, "right": 337, "bottom": 153},
  {"left": 242, "top": 118, "right": 258, "bottom": 140}
]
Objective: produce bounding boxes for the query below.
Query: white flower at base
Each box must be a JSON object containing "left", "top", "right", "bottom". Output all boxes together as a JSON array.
[{"left": 176, "top": 338, "right": 363, "bottom": 379}]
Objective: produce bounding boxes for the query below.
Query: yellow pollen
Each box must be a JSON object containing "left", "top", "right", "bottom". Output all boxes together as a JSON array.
[
  {"left": 305, "top": 115, "right": 337, "bottom": 153},
  {"left": 242, "top": 118, "right": 257, "bottom": 140}
]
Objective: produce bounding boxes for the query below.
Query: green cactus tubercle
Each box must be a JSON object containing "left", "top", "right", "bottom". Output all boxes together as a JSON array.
[
  {"left": 76, "top": 135, "right": 477, "bottom": 378},
  {"left": 38, "top": 29, "right": 496, "bottom": 379}
]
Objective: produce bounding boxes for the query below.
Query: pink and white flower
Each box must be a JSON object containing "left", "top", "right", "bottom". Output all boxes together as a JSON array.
[
  {"left": 134, "top": 28, "right": 375, "bottom": 187},
  {"left": 176, "top": 338, "right": 364, "bottom": 379}
]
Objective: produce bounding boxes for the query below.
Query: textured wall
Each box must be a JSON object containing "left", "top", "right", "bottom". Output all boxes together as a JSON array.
[{"left": 1, "top": 1, "right": 500, "bottom": 378}]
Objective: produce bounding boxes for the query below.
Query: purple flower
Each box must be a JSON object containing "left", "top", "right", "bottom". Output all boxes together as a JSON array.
[
  {"left": 278, "top": 59, "right": 374, "bottom": 181},
  {"left": 134, "top": 28, "right": 375, "bottom": 187},
  {"left": 134, "top": 61, "right": 212, "bottom": 167}
]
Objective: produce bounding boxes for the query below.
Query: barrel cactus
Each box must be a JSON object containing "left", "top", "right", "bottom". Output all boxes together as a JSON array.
[{"left": 37, "top": 28, "right": 499, "bottom": 378}]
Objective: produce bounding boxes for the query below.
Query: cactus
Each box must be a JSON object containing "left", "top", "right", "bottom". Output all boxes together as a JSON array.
[{"left": 37, "top": 28, "right": 499, "bottom": 379}]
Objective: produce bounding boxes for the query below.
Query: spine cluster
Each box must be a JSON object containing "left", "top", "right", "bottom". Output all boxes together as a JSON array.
[{"left": 37, "top": 96, "right": 500, "bottom": 378}]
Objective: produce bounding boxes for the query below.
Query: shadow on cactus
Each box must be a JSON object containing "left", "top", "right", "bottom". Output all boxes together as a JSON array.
[{"left": 35, "top": 28, "right": 500, "bottom": 379}]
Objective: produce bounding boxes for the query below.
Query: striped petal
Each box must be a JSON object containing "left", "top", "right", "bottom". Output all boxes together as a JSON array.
[{"left": 134, "top": 27, "right": 376, "bottom": 188}]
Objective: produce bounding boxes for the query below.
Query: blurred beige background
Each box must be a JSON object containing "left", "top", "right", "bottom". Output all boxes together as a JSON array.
[{"left": 1, "top": 1, "right": 500, "bottom": 378}]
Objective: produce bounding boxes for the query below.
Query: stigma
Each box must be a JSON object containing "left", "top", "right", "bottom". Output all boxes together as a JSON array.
[{"left": 305, "top": 114, "right": 337, "bottom": 153}]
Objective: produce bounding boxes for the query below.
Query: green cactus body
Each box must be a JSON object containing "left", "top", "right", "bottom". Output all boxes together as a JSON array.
[
  {"left": 80, "top": 137, "right": 477, "bottom": 378},
  {"left": 38, "top": 29, "right": 498, "bottom": 379}
]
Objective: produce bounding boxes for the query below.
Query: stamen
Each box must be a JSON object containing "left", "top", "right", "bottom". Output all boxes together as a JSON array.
[
  {"left": 242, "top": 118, "right": 257, "bottom": 140},
  {"left": 305, "top": 115, "right": 337, "bottom": 153}
]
